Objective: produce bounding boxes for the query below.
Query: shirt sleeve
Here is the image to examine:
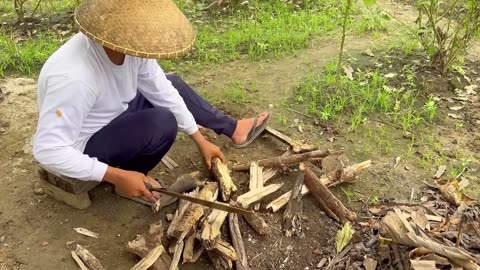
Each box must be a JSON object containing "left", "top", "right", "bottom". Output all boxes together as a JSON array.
[
  {"left": 33, "top": 76, "right": 108, "bottom": 181},
  {"left": 136, "top": 59, "right": 198, "bottom": 135}
]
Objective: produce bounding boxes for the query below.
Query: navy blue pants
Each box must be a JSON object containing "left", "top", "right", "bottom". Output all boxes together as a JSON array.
[{"left": 84, "top": 74, "right": 237, "bottom": 175}]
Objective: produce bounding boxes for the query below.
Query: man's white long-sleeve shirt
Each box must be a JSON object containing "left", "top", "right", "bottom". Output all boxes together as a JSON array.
[{"left": 33, "top": 33, "right": 198, "bottom": 182}]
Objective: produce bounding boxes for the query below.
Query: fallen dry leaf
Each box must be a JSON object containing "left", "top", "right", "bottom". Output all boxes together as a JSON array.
[
  {"left": 434, "top": 179, "right": 476, "bottom": 206},
  {"left": 344, "top": 65, "right": 354, "bottom": 81},
  {"left": 363, "top": 256, "right": 377, "bottom": 270},
  {"left": 433, "top": 165, "right": 447, "bottom": 179},
  {"left": 411, "top": 211, "right": 430, "bottom": 231},
  {"left": 410, "top": 260, "right": 438, "bottom": 270},
  {"left": 74, "top": 227, "right": 99, "bottom": 238},
  {"left": 448, "top": 113, "right": 464, "bottom": 119},
  {"left": 449, "top": 106, "right": 464, "bottom": 111}
]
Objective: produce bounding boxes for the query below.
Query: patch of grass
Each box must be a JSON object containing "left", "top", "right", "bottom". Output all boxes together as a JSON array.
[
  {"left": 0, "top": 0, "right": 77, "bottom": 19},
  {"left": 0, "top": 31, "right": 64, "bottom": 76},
  {"left": 352, "top": 7, "right": 390, "bottom": 34},
  {"left": 222, "top": 83, "right": 249, "bottom": 104}
]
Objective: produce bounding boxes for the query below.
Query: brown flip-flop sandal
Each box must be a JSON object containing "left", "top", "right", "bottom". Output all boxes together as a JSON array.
[{"left": 232, "top": 114, "right": 271, "bottom": 149}]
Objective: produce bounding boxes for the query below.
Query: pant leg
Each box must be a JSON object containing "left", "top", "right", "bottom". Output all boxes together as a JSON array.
[
  {"left": 84, "top": 106, "right": 178, "bottom": 175},
  {"left": 166, "top": 74, "right": 238, "bottom": 138}
]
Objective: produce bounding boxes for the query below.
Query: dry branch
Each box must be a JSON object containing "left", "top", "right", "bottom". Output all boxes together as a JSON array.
[
  {"left": 154, "top": 171, "right": 205, "bottom": 211},
  {"left": 267, "top": 160, "right": 371, "bottom": 212},
  {"left": 242, "top": 212, "right": 270, "bottom": 235},
  {"left": 127, "top": 222, "right": 172, "bottom": 270},
  {"left": 167, "top": 189, "right": 198, "bottom": 238},
  {"left": 249, "top": 161, "right": 263, "bottom": 211},
  {"left": 237, "top": 184, "right": 283, "bottom": 209},
  {"left": 212, "top": 157, "right": 237, "bottom": 201},
  {"left": 170, "top": 182, "right": 218, "bottom": 241},
  {"left": 228, "top": 213, "right": 249, "bottom": 270},
  {"left": 169, "top": 240, "right": 184, "bottom": 270},
  {"left": 71, "top": 251, "right": 90, "bottom": 270},
  {"left": 201, "top": 208, "right": 229, "bottom": 248},
  {"left": 302, "top": 164, "right": 357, "bottom": 223},
  {"left": 262, "top": 150, "right": 291, "bottom": 183},
  {"left": 74, "top": 245, "right": 106, "bottom": 270},
  {"left": 213, "top": 238, "right": 238, "bottom": 261},
  {"left": 265, "top": 126, "right": 317, "bottom": 153},
  {"left": 283, "top": 172, "right": 304, "bottom": 237},
  {"left": 130, "top": 245, "right": 166, "bottom": 270},
  {"left": 183, "top": 233, "right": 196, "bottom": 264},
  {"left": 233, "top": 149, "right": 342, "bottom": 171}
]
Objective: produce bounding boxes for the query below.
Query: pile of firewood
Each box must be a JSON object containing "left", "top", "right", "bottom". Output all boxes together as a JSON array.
[{"left": 71, "top": 127, "right": 371, "bottom": 270}]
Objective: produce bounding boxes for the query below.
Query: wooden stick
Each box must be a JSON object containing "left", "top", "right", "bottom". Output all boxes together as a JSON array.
[
  {"left": 171, "top": 183, "right": 218, "bottom": 241},
  {"left": 302, "top": 164, "right": 357, "bottom": 223},
  {"left": 169, "top": 240, "right": 184, "bottom": 270},
  {"left": 228, "top": 213, "right": 250, "bottom": 270},
  {"left": 237, "top": 184, "right": 283, "bottom": 209},
  {"left": 74, "top": 245, "right": 106, "bottom": 270},
  {"left": 265, "top": 127, "right": 317, "bottom": 153},
  {"left": 249, "top": 162, "right": 263, "bottom": 211},
  {"left": 153, "top": 171, "right": 205, "bottom": 212},
  {"left": 213, "top": 238, "right": 238, "bottom": 261},
  {"left": 130, "top": 245, "right": 166, "bottom": 270},
  {"left": 242, "top": 212, "right": 270, "bottom": 235},
  {"left": 233, "top": 149, "right": 342, "bottom": 171},
  {"left": 262, "top": 150, "right": 291, "bottom": 183},
  {"left": 167, "top": 189, "right": 198, "bottom": 238},
  {"left": 182, "top": 232, "right": 196, "bottom": 263},
  {"left": 283, "top": 172, "right": 304, "bottom": 237},
  {"left": 161, "top": 157, "right": 175, "bottom": 170},
  {"left": 164, "top": 155, "right": 179, "bottom": 168},
  {"left": 212, "top": 157, "right": 237, "bottom": 201},
  {"left": 267, "top": 160, "right": 371, "bottom": 212},
  {"left": 71, "top": 251, "right": 90, "bottom": 270},
  {"left": 201, "top": 208, "right": 229, "bottom": 248}
]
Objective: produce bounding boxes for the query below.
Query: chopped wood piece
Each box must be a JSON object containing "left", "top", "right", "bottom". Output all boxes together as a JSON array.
[
  {"left": 237, "top": 184, "right": 283, "bottom": 209},
  {"left": 74, "top": 245, "right": 106, "bottom": 270},
  {"left": 212, "top": 157, "right": 237, "bottom": 201},
  {"left": 283, "top": 172, "right": 304, "bottom": 237},
  {"left": 249, "top": 162, "right": 263, "bottom": 211},
  {"left": 169, "top": 240, "right": 184, "bottom": 270},
  {"left": 182, "top": 233, "right": 196, "bottom": 264},
  {"left": 71, "top": 251, "right": 90, "bottom": 270},
  {"left": 213, "top": 238, "right": 238, "bottom": 261},
  {"left": 127, "top": 222, "right": 172, "bottom": 270},
  {"left": 207, "top": 249, "right": 232, "bottom": 270},
  {"left": 153, "top": 171, "right": 205, "bottom": 212},
  {"left": 242, "top": 212, "right": 270, "bottom": 235},
  {"left": 167, "top": 189, "right": 198, "bottom": 238},
  {"left": 267, "top": 160, "right": 371, "bottom": 212},
  {"left": 228, "top": 213, "right": 250, "bottom": 270},
  {"left": 265, "top": 126, "right": 317, "bottom": 153},
  {"left": 201, "top": 208, "right": 229, "bottom": 248},
  {"left": 164, "top": 155, "right": 179, "bottom": 168},
  {"left": 171, "top": 183, "right": 218, "bottom": 241},
  {"left": 233, "top": 149, "right": 342, "bottom": 171},
  {"left": 191, "top": 246, "right": 205, "bottom": 263},
  {"left": 161, "top": 156, "right": 175, "bottom": 170},
  {"left": 302, "top": 164, "right": 357, "bottom": 223},
  {"left": 130, "top": 245, "right": 166, "bottom": 270}
]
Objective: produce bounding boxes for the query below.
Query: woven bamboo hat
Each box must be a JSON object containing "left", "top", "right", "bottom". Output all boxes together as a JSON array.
[{"left": 74, "top": 0, "right": 195, "bottom": 59}]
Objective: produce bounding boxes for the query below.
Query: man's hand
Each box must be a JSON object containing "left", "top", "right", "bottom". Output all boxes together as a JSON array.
[
  {"left": 103, "top": 167, "right": 161, "bottom": 202},
  {"left": 190, "top": 131, "right": 226, "bottom": 169}
]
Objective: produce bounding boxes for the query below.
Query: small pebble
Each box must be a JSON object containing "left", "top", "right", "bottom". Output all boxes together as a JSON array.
[
  {"left": 117, "top": 234, "right": 120, "bottom": 237},
  {"left": 312, "top": 248, "right": 322, "bottom": 255},
  {"left": 33, "top": 188, "right": 44, "bottom": 195},
  {"left": 41, "top": 241, "right": 49, "bottom": 246},
  {"left": 0, "top": 236, "right": 5, "bottom": 243}
]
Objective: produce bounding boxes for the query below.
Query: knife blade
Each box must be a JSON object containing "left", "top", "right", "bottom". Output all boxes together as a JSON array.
[{"left": 146, "top": 183, "right": 253, "bottom": 215}]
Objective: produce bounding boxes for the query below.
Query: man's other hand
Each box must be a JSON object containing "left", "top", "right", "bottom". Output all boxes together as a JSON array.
[{"left": 103, "top": 167, "right": 160, "bottom": 202}]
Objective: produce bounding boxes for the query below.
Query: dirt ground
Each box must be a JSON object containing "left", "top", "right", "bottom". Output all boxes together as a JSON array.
[{"left": 1, "top": 1, "right": 480, "bottom": 270}]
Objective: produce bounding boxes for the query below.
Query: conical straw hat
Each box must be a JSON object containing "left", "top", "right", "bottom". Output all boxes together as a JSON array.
[{"left": 74, "top": 0, "right": 195, "bottom": 59}]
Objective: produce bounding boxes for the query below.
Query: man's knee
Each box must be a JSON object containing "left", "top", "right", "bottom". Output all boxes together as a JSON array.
[{"left": 144, "top": 108, "right": 178, "bottom": 146}]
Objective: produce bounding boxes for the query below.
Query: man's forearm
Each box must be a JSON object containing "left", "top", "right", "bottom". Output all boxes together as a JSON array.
[{"left": 190, "top": 130, "right": 208, "bottom": 147}]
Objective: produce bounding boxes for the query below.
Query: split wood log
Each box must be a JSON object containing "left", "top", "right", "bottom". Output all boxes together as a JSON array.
[
  {"left": 167, "top": 189, "right": 198, "bottom": 238},
  {"left": 164, "top": 155, "right": 179, "bottom": 168},
  {"left": 153, "top": 171, "right": 205, "bottom": 212},
  {"left": 207, "top": 249, "right": 232, "bottom": 270},
  {"left": 201, "top": 208, "right": 229, "bottom": 248},
  {"left": 283, "top": 172, "right": 304, "bottom": 237},
  {"left": 249, "top": 161, "right": 263, "bottom": 211},
  {"left": 214, "top": 238, "right": 238, "bottom": 261},
  {"left": 191, "top": 246, "right": 205, "bottom": 263},
  {"left": 237, "top": 183, "right": 283, "bottom": 208},
  {"left": 242, "top": 212, "right": 270, "bottom": 235},
  {"left": 265, "top": 126, "right": 317, "bottom": 153},
  {"left": 161, "top": 156, "right": 175, "bottom": 170},
  {"left": 127, "top": 222, "right": 172, "bottom": 270},
  {"left": 302, "top": 163, "right": 357, "bottom": 223},
  {"left": 71, "top": 251, "right": 90, "bottom": 270},
  {"left": 170, "top": 182, "right": 218, "bottom": 241},
  {"left": 182, "top": 232, "right": 196, "bottom": 263},
  {"left": 266, "top": 160, "right": 371, "bottom": 212},
  {"left": 212, "top": 157, "right": 237, "bottom": 201},
  {"left": 169, "top": 240, "right": 184, "bottom": 270},
  {"left": 228, "top": 213, "right": 249, "bottom": 270},
  {"left": 74, "top": 245, "right": 106, "bottom": 270},
  {"left": 130, "top": 245, "right": 167, "bottom": 270},
  {"left": 233, "top": 149, "right": 343, "bottom": 171}
]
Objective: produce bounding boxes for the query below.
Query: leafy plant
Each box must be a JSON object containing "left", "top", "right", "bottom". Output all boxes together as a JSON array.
[
  {"left": 336, "top": 222, "right": 354, "bottom": 253},
  {"left": 423, "top": 99, "right": 437, "bottom": 122},
  {"left": 414, "top": 0, "right": 480, "bottom": 74}
]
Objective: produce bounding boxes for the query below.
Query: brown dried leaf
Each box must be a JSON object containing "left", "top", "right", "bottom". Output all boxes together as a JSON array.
[
  {"left": 435, "top": 179, "right": 476, "bottom": 206},
  {"left": 433, "top": 165, "right": 447, "bottom": 179},
  {"left": 363, "top": 256, "right": 377, "bottom": 270},
  {"left": 411, "top": 211, "right": 430, "bottom": 231},
  {"left": 409, "top": 260, "right": 438, "bottom": 270},
  {"left": 344, "top": 65, "right": 354, "bottom": 81}
]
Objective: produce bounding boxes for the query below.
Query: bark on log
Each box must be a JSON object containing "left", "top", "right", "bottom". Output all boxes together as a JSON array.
[
  {"left": 249, "top": 161, "right": 263, "bottom": 211},
  {"left": 242, "top": 212, "right": 270, "bottom": 235},
  {"left": 71, "top": 251, "right": 90, "bottom": 270},
  {"left": 169, "top": 240, "right": 184, "bottom": 270},
  {"left": 201, "top": 208, "right": 229, "bottom": 248},
  {"left": 212, "top": 157, "right": 237, "bottom": 201},
  {"left": 167, "top": 189, "right": 198, "bottom": 238},
  {"left": 154, "top": 171, "right": 205, "bottom": 212},
  {"left": 302, "top": 163, "right": 357, "bottom": 223},
  {"left": 283, "top": 172, "right": 304, "bottom": 237},
  {"left": 237, "top": 184, "right": 283, "bottom": 208},
  {"left": 127, "top": 222, "right": 172, "bottom": 270},
  {"left": 228, "top": 213, "right": 249, "bottom": 270},
  {"left": 262, "top": 150, "right": 291, "bottom": 183},
  {"left": 233, "top": 149, "right": 343, "bottom": 171},
  {"left": 266, "top": 160, "right": 371, "bottom": 212},
  {"left": 170, "top": 182, "right": 218, "bottom": 241},
  {"left": 130, "top": 245, "right": 167, "bottom": 270},
  {"left": 265, "top": 126, "right": 317, "bottom": 153},
  {"left": 74, "top": 245, "right": 106, "bottom": 270}
]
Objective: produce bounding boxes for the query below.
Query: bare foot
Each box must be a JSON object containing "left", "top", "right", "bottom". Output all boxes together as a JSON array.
[{"left": 231, "top": 112, "right": 269, "bottom": 145}]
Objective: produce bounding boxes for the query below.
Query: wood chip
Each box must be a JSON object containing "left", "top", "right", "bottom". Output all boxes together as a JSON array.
[
  {"left": 74, "top": 228, "right": 99, "bottom": 238},
  {"left": 433, "top": 165, "right": 447, "bottom": 179}
]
